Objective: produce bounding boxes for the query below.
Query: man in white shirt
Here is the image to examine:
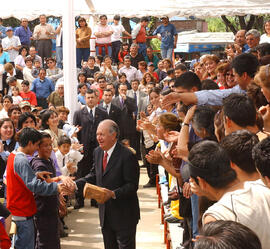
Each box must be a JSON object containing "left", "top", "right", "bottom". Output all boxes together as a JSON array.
[
  {"left": 94, "top": 15, "right": 113, "bottom": 57},
  {"left": 111, "top": 15, "right": 131, "bottom": 64},
  {"left": 33, "top": 14, "right": 55, "bottom": 63},
  {"left": 2, "top": 27, "right": 21, "bottom": 63},
  {"left": 189, "top": 140, "right": 270, "bottom": 249},
  {"left": 118, "top": 55, "right": 138, "bottom": 83},
  {"left": 127, "top": 79, "right": 147, "bottom": 118}
]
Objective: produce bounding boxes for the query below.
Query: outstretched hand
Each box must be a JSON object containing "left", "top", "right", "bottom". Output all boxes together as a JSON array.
[
  {"left": 161, "top": 92, "right": 181, "bottom": 109},
  {"left": 163, "top": 131, "right": 180, "bottom": 143},
  {"left": 36, "top": 171, "right": 52, "bottom": 181},
  {"left": 146, "top": 150, "right": 164, "bottom": 165}
]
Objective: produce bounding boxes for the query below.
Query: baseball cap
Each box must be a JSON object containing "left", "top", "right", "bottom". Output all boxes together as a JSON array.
[
  {"left": 6, "top": 27, "right": 13, "bottom": 32},
  {"left": 147, "top": 62, "right": 154, "bottom": 67},
  {"left": 19, "top": 101, "right": 31, "bottom": 109}
]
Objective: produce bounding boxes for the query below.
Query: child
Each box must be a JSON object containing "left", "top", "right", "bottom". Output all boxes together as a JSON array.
[
  {"left": 55, "top": 135, "right": 82, "bottom": 176},
  {"left": 31, "top": 59, "right": 41, "bottom": 78},
  {"left": 118, "top": 43, "right": 129, "bottom": 62},
  {"left": 19, "top": 80, "right": 37, "bottom": 106},
  {"left": 6, "top": 128, "right": 59, "bottom": 249},
  {"left": 77, "top": 83, "right": 87, "bottom": 105},
  {"left": 31, "top": 132, "right": 61, "bottom": 248},
  {"left": 11, "top": 86, "right": 23, "bottom": 105}
]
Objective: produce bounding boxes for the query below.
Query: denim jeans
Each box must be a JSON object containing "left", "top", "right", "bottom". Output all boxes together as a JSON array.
[
  {"left": 15, "top": 218, "right": 35, "bottom": 249},
  {"left": 56, "top": 46, "right": 63, "bottom": 69},
  {"left": 161, "top": 47, "right": 174, "bottom": 60},
  {"left": 191, "top": 194, "right": 199, "bottom": 237},
  {"left": 76, "top": 48, "right": 90, "bottom": 68},
  {"left": 111, "top": 40, "right": 121, "bottom": 63},
  {"left": 138, "top": 43, "right": 147, "bottom": 57},
  {"left": 95, "top": 45, "right": 112, "bottom": 57}
]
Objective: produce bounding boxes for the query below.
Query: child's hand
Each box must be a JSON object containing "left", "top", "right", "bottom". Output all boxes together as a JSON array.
[{"left": 67, "top": 161, "right": 76, "bottom": 174}]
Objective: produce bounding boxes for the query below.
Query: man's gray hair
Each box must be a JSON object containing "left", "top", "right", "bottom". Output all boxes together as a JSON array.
[
  {"left": 108, "top": 121, "right": 120, "bottom": 139},
  {"left": 99, "top": 119, "right": 120, "bottom": 139},
  {"left": 246, "top": 29, "right": 261, "bottom": 38},
  {"left": 130, "top": 43, "right": 138, "bottom": 48}
]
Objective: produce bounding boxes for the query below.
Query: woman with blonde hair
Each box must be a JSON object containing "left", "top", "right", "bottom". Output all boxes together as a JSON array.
[
  {"left": 139, "top": 72, "right": 156, "bottom": 92},
  {"left": 201, "top": 54, "right": 220, "bottom": 80}
]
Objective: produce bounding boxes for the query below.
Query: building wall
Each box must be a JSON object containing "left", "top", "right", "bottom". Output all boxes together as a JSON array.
[{"left": 156, "top": 19, "right": 208, "bottom": 32}]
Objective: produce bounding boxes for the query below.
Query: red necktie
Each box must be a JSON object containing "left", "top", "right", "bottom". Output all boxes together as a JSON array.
[{"left": 103, "top": 151, "right": 108, "bottom": 171}]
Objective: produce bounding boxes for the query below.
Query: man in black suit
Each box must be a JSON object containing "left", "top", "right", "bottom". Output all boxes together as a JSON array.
[
  {"left": 73, "top": 89, "right": 108, "bottom": 208},
  {"left": 76, "top": 119, "right": 140, "bottom": 249},
  {"left": 112, "top": 83, "right": 137, "bottom": 152},
  {"left": 99, "top": 89, "right": 121, "bottom": 128}
]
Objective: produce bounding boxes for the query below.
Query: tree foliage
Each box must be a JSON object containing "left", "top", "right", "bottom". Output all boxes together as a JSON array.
[{"left": 206, "top": 15, "right": 269, "bottom": 34}]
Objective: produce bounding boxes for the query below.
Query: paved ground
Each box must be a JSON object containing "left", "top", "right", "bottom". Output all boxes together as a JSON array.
[{"left": 61, "top": 168, "right": 165, "bottom": 249}]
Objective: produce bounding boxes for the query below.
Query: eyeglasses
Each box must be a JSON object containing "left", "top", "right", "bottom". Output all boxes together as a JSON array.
[
  {"left": 98, "top": 80, "right": 106, "bottom": 83},
  {"left": 226, "top": 73, "right": 234, "bottom": 77}
]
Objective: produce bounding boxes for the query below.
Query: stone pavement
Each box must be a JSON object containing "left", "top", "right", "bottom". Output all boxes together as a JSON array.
[{"left": 61, "top": 168, "right": 165, "bottom": 249}]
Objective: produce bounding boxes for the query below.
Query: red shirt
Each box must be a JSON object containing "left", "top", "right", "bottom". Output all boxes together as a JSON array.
[
  {"left": 136, "top": 25, "right": 146, "bottom": 43},
  {"left": 6, "top": 152, "right": 37, "bottom": 217},
  {"left": 0, "top": 223, "right": 11, "bottom": 249},
  {"left": 20, "top": 91, "right": 37, "bottom": 106}
]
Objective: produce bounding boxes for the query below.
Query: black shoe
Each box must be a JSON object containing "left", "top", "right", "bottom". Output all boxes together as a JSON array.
[
  {"left": 63, "top": 224, "right": 69, "bottom": 230},
  {"left": 165, "top": 215, "right": 182, "bottom": 223},
  {"left": 143, "top": 182, "right": 156, "bottom": 188},
  {"left": 74, "top": 201, "right": 84, "bottom": 209},
  {"left": 60, "top": 231, "right": 68, "bottom": 238}
]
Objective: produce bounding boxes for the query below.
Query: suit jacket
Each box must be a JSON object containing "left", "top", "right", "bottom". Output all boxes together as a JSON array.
[
  {"left": 73, "top": 106, "right": 108, "bottom": 153},
  {"left": 126, "top": 89, "right": 147, "bottom": 115},
  {"left": 111, "top": 96, "right": 137, "bottom": 138},
  {"left": 78, "top": 142, "right": 140, "bottom": 230},
  {"left": 98, "top": 102, "right": 121, "bottom": 127}
]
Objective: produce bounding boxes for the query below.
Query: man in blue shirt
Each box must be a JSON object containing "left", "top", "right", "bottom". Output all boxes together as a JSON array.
[
  {"left": 31, "top": 68, "right": 55, "bottom": 109},
  {"left": 0, "top": 18, "right": 6, "bottom": 44},
  {"left": 161, "top": 53, "right": 259, "bottom": 108},
  {"left": 14, "top": 18, "right": 32, "bottom": 46},
  {"left": 153, "top": 16, "right": 178, "bottom": 60}
]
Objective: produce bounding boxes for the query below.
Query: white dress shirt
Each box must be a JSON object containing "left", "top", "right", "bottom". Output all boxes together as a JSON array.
[
  {"left": 104, "top": 142, "right": 117, "bottom": 163},
  {"left": 86, "top": 105, "right": 96, "bottom": 117},
  {"left": 103, "top": 102, "right": 111, "bottom": 114}
]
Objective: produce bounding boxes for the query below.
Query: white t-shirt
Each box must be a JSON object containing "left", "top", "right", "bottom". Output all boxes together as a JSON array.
[
  {"left": 260, "top": 34, "right": 270, "bottom": 44},
  {"left": 111, "top": 23, "right": 125, "bottom": 42},
  {"left": 203, "top": 180, "right": 270, "bottom": 249},
  {"left": 1, "top": 36, "right": 21, "bottom": 62}
]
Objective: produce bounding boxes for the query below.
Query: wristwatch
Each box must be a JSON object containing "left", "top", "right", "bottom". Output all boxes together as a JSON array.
[{"left": 181, "top": 123, "right": 189, "bottom": 127}]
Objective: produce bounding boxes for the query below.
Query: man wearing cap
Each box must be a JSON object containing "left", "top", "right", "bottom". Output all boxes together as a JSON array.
[
  {"left": 153, "top": 16, "right": 177, "bottom": 60},
  {"left": 14, "top": 18, "right": 32, "bottom": 47},
  {"left": 2, "top": 27, "right": 21, "bottom": 63},
  {"left": 20, "top": 101, "right": 32, "bottom": 113},
  {"left": 111, "top": 15, "right": 131, "bottom": 64},
  {"left": 131, "top": 17, "right": 149, "bottom": 57},
  {"left": 33, "top": 14, "right": 55, "bottom": 63},
  {"left": 47, "top": 78, "right": 64, "bottom": 108}
]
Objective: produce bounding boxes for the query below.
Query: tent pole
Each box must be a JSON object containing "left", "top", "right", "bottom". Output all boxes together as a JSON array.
[{"left": 63, "top": 0, "right": 78, "bottom": 124}]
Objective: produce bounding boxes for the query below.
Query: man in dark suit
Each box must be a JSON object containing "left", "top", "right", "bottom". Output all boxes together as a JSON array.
[
  {"left": 99, "top": 89, "right": 121, "bottom": 128},
  {"left": 73, "top": 89, "right": 108, "bottom": 208},
  {"left": 76, "top": 120, "right": 140, "bottom": 249},
  {"left": 112, "top": 83, "right": 137, "bottom": 153}
]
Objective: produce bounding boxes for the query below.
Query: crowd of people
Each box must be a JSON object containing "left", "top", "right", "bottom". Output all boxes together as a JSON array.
[{"left": 0, "top": 12, "right": 270, "bottom": 249}]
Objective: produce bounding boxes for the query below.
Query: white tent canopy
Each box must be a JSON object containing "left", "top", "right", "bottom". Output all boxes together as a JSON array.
[{"left": 1, "top": 0, "right": 270, "bottom": 20}]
